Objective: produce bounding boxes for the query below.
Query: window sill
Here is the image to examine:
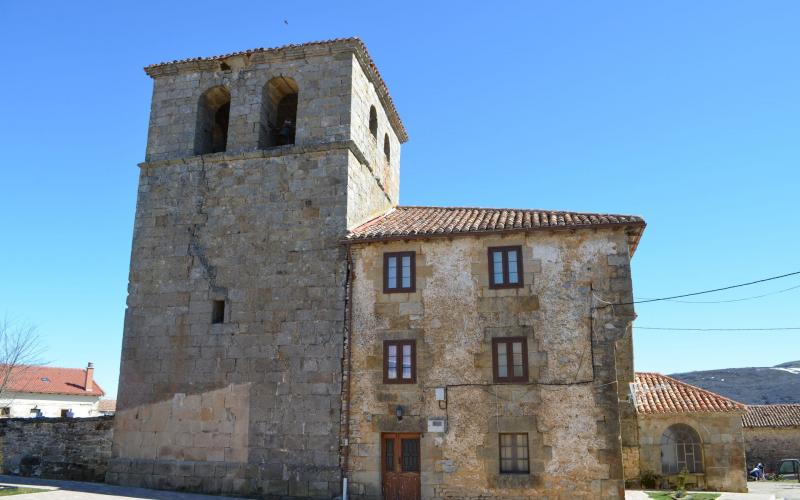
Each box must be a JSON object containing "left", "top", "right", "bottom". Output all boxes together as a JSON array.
[
  {"left": 492, "top": 473, "right": 534, "bottom": 489},
  {"left": 488, "top": 283, "right": 525, "bottom": 290}
]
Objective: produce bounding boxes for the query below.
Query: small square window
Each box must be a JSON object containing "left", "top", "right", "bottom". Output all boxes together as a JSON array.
[
  {"left": 0, "top": 407, "right": 9, "bottom": 417},
  {"left": 212, "top": 300, "right": 225, "bottom": 324},
  {"left": 492, "top": 337, "right": 529, "bottom": 383},
  {"left": 383, "top": 340, "right": 416, "bottom": 384},
  {"left": 383, "top": 252, "right": 416, "bottom": 293},
  {"left": 488, "top": 246, "right": 524, "bottom": 289},
  {"left": 60, "top": 409, "right": 69, "bottom": 418},
  {"left": 499, "top": 433, "right": 529, "bottom": 474}
]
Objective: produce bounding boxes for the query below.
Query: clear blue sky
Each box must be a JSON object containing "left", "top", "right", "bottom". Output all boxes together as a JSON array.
[{"left": 1, "top": 2, "right": 798, "bottom": 399}]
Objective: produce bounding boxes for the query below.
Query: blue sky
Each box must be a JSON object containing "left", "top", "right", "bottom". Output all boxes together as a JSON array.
[{"left": 1, "top": 2, "right": 798, "bottom": 399}]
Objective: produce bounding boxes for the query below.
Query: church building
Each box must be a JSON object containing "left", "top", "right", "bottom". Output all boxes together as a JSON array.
[{"left": 110, "top": 38, "right": 645, "bottom": 499}]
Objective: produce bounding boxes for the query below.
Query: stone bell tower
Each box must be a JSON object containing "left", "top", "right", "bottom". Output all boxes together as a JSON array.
[{"left": 109, "top": 38, "right": 407, "bottom": 498}]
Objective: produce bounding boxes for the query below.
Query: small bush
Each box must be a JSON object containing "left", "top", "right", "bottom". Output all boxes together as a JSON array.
[{"left": 641, "top": 469, "right": 662, "bottom": 489}]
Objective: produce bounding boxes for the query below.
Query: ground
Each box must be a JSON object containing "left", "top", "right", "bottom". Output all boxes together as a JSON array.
[
  {"left": 0, "top": 476, "right": 251, "bottom": 499},
  {"left": 0, "top": 488, "right": 48, "bottom": 497},
  {"left": 626, "top": 481, "right": 800, "bottom": 500}
]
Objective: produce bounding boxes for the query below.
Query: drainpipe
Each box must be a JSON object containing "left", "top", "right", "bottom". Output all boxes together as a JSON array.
[{"left": 340, "top": 246, "right": 355, "bottom": 499}]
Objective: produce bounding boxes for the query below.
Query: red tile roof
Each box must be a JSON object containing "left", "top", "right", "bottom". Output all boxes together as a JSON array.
[
  {"left": 144, "top": 37, "right": 408, "bottom": 143},
  {"left": 2, "top": 365, "right": 104, "bottom": 397},
  {"left": 346, "top": 206, "right": 646, "bottom": 253},
  {"left": 97, "top": 399, "right": 116, "bottom": 413},
  {"left": 633, "top": 372, "right": 745, "bottom": 415},
  {"left": 742, "top": 404, "right": 800, "bottom": 428}
]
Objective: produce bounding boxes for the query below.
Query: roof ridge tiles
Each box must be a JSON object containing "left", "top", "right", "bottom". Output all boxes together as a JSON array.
[{"left": 397, "top": 204, "right": 643, "bottom": 216}]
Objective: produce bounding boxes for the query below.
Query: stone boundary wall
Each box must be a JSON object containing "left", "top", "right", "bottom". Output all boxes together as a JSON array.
[
  {"left": 744, "top": 426, "right": 800, "bottom": 472},
  {"left": 0, "top": 416, "right": 113, "bottom": 482}
]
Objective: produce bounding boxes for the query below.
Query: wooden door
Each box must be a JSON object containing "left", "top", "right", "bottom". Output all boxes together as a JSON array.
[{"left": 382, "top": 433, "right": 421, "bottom": 500}]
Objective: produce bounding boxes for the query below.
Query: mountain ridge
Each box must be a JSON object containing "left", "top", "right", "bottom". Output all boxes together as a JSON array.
[{"left": 668, "top": 361, "right": 800, "bottom": 405}]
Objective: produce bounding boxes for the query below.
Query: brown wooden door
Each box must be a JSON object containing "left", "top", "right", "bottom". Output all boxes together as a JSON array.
[{"left": 382, "top": 433, "right": 421, "bottom": 500}]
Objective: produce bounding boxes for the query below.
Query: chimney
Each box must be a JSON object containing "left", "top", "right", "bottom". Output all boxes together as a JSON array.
[{"left": 85, "top": 362, "right": 94, "bottom": 392}]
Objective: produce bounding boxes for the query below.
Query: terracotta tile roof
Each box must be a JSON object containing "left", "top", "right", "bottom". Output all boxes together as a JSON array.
[
  {"left": 346, "top": 206, "right": 646, "bottom": 253},
  {"left": 144, "top": 37, "right": 408, "bottom": 143},
  {"left": 742, "top": 404, "right": 800, "bottom": 428},
  {"left": 2, "top": 365, "right": 104, "bottom": 397},
  {"left": 632, "top": 372, "right": 745, "bottom": 415},
  {"left": 97, "top": 399, "right": 116, "bottom": 413}
]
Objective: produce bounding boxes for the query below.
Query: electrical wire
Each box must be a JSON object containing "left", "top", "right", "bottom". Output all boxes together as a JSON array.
[
  {"left": 634, "top": 283, "right": 800, "bottom": 304},
  {"left": 613, "top": 270, "right": 800, "bottom": 306},
  {"left": 634, "top": 326, "right": 800, "bottom": 332}
]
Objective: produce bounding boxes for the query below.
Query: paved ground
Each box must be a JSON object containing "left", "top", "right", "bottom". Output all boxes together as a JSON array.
[
  {"left": 4, "top": 476, "right": 797, "bottom": 500},
  {"left": 0, "top": 476, "right": 250, "bottom": 499},
  {"left": 748, "top": 481, "right": 800, "bottom": 500},
  {"left": 627, "top": 481, "right": 800, "bottom": 500}
]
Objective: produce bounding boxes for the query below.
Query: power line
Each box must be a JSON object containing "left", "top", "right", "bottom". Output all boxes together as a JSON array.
[
  {"left": 635, "top": 326, "right": 800, "bottom": 332},
  {"left": 634, "top": 283, "right": 800, "bottom": 304},
  {"left": 625, "top": 270, "right": 800, "bottom": 305}
]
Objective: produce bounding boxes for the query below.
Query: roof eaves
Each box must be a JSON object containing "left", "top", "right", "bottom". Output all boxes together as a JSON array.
[{"left": 344, "top": 219, "right": 647, "bottom": 254}]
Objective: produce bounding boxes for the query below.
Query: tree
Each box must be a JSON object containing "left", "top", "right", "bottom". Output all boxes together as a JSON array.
[{"left": 0, "top": 317, "right": 46, "bottom": 400}]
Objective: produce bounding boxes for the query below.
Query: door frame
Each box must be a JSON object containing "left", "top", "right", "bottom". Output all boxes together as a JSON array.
[{"left": 381, "top": 432, "right": 421, "bottom": 499}]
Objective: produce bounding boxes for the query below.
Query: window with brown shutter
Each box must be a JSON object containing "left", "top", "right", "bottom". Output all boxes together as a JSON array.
[
  {"left": 383, "top": 340, "right": 416, "bottom": 384},
  {"left": 488, "top": 246, "right": 523, "bottom": 289},
  {"left": 383, "top": 252, "right": 416, "bottom": 293},
  {"left": 499, "top": 433, "right": 530, "bottom": 474},
  {"left": 492, "top": 337, "right": 529, "bottom": 383}
]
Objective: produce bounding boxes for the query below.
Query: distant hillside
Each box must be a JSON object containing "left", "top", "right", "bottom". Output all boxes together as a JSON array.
[{"left": 669, "top": 361, "right": 800, "bottom": 405}]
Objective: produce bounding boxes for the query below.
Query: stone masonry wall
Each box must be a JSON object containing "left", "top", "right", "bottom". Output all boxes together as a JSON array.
[
  {"left": 348, "top": 55, "right": 400, "bottom": 203},
  {"left": 143, "top": 48, "right": 402, "bottom": 169},
  {"left": 638, "top": 414, "right": 747, "bottom": 492},
  {"left": 622, "top": 446, "right": 641, "bottom": 484},
  {"left": 744, "top": 426, "right": 800, "bottom": 473},
  {"left": 112, "top": 148, "right": 349, "bottom": 498},
  {"left": 0, "top": 417, "right": 113, "bottom": 482},
  {"left": 346, "top": 228, "right": 637, "bottom": 499},
  {"left": 113, "top": 43, "right": 399, "bottom": 498}
]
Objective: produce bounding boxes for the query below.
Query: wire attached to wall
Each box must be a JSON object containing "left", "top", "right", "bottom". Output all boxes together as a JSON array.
[
  {"left": 634, "top": 326, "right": 800, "bottom": 332},
  {"left": 601, "top": 270, "right": 800, "bottom": 307},
  {"left": 634, "top": 283, "right": 800, "bottom": 304}
]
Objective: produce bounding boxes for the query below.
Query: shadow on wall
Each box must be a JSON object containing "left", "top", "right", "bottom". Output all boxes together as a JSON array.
[
  {"left": 112, "top": 383, "right": 251, "bottom": 463},
  {"left": 0, "top": 416, "right": 114, "bottom": 482}
]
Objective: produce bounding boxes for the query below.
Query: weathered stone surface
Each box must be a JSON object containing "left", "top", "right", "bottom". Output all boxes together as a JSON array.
[
  {"left": 637, "top": 413, "right": 747, "bottom": 492},
  {"left": 345, "top": 230, "right": 636, "bottom": 499},
  {"left": 744, "top": 426, "right": 800, "bottom": 472},
  {"left": 0, "top": 416, "right": 113, "bottom": 482},
  {"left": 115, "top": 38, "right": 645, "bottom": 499},
  {"left": 112, "top": 43, "right": 399, "bottom": 498}
]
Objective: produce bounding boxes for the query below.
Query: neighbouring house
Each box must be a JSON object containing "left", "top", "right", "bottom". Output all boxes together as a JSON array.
[
  {"left": 0, "top": 363, "right": 105, "bottom": 418},
  {"left": 111, "top": 37, "right": 645, "bottom": 499},
  {"left": 97, "top": 399, "right": 116, "bottom": 416},
  {"left": 342, "top": 207, "right": 643, "bottom": 498},
  {"left": 630, "top": 372, "right": 747, "bottom": 493},
  {"left": 742, "top": 404, "right": 800, "bottom": 473}
]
